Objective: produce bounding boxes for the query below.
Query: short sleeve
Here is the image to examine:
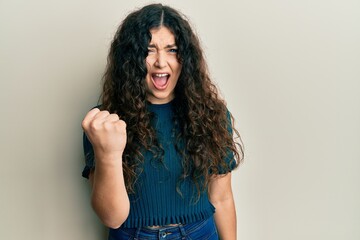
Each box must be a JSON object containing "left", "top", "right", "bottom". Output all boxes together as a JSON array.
[
  {"left": 81, "top": 132, "right": 95, "bottom": 179},
  {"left": 217, "top": 110, "right": 237, "bottom": 174}
]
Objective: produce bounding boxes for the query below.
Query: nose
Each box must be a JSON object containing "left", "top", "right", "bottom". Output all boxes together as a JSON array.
[{"left": 154, "top": 51, "right": 166, "bottom": 68}]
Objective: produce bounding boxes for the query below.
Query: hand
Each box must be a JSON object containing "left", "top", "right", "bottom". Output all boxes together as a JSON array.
[{"left": 82, "top": 108, "right": 127, "bottom": 161}]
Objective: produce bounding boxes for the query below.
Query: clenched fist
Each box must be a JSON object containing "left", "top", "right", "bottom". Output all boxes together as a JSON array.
[{"left": 82, "top": 108, "right": 127, "bottom": 161}]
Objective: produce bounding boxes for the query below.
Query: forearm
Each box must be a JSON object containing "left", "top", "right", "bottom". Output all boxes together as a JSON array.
[
  {"left": 91, "top": 154, "right": 130, "bottom": 229},
  {"left": 212, "top": 196, "right": 237, "bottom": 240}
]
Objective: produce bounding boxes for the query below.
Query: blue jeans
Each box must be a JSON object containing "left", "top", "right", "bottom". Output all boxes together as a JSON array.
[{"left": 108, "top": 216, "right": 219, "bottom": 240}]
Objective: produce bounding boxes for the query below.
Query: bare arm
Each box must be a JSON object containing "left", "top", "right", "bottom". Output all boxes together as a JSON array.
[
  {"left": 82, "top": 108, "right": 130, "bottom": 229},
  {"left": 208, "top": 173, "right": 236, "bottom": 240}
]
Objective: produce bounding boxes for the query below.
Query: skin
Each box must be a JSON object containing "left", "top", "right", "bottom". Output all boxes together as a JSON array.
[
  {"left": 82, "top": 26, "right": 237, "bottom": 237},
  {"left": 82, "top": 108, "right": 129, "bottom": 228},
  {"left": 145, "top": 26, "right": 181, "bottom": 104},
  {"left": 208, "top": 173, "right": 237, "bottom": 240}
]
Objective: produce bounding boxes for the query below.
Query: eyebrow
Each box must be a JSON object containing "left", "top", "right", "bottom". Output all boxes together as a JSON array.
[{"left": 148, "top": 44, "right": 177, "bottom": 49}]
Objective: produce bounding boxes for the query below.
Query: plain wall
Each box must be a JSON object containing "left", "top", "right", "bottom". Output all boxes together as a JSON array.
[{"left": 1, "top": 0, "right": 359, "bottom": 239}]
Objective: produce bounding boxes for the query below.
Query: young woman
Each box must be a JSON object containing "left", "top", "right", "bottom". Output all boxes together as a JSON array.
[{"left": 81, "top": 4, "right": 243, "bottom": 240}]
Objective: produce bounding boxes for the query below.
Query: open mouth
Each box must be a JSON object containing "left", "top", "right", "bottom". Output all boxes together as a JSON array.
[{"left": 151, "top": 73, "right": 170, "bottom": 90}]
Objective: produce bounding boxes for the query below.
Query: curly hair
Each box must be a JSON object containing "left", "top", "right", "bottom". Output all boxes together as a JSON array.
[{"left": 101, "top": 3, "right": 243, "bottom": 197}]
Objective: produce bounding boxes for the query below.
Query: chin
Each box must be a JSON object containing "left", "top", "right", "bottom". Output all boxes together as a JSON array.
[{"left": 148, "top": 92, "right": 174, "bottom": 104}]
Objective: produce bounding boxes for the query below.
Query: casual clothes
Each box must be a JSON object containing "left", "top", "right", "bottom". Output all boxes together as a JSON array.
[
  {"left": 108, "top": 216, "right": 218, "bottom": 240},
  {"left": 82, "top": 101, "right": 235, "bottom": 237}
]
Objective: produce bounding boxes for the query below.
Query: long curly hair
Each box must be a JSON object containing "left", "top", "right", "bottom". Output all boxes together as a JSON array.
[{"left": 101, "top": 3, "right": 243, "bottom": 197}]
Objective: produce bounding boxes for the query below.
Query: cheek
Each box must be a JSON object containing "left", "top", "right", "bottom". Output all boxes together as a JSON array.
[
  {"left": 169, "top": 59, "right": 181, "bottom": 72},
  {"left": 144, "top": 61, "right": 152, "bottom": 86},
  {"left": 145, "top": 57, "right": 154, "bottom": 69},
  {"left": 174, "top": 64, "right": 182, "bottom": 76},
  {"left": 144, "top": 78, "right": 152, "bottom": 91}
]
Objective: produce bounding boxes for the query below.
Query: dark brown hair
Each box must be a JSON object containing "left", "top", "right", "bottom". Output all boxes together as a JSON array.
[{"left": 101, "top": 3, "right": 243, "bottom": 197}]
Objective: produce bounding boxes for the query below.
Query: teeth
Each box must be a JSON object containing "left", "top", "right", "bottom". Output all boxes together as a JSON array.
[{"left": 154, "top": 73, "right": 169, "bottom": 77}]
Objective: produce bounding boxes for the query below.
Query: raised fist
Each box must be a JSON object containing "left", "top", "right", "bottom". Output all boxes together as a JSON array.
[{"left": 81, "top": 108, "right": 127, "bottom": 161}]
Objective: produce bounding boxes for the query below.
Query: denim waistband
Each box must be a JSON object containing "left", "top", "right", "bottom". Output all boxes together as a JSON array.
[{"left": 109, "top": 216, "right": 217, "bottom": 240}]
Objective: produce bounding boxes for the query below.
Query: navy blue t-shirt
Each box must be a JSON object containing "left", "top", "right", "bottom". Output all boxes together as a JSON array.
[{"left": 82, "top": 101, "right": 236, "bottom": 228}]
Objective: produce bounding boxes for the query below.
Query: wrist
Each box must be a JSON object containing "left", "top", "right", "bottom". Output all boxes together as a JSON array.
[
  {"left": 94, "top": 147, "right": 123, "bottom": 159},
  {"left": 93, "top": 157, "right": 124, "bottom": 178},
  {"left": 94, "top": 151, "right": 123, "bottom": 165}
]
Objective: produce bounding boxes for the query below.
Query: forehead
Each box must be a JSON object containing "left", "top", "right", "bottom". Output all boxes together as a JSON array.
[{"left": 149, "top": 26, "right": 176, "bottom": 45}]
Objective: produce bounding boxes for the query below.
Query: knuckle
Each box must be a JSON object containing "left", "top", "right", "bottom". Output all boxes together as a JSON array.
[
  {"left": 115, "top": 121, "right": 126, "bottom": 132},
  {"left": 81, "top": 119, "right": 87, "bottom": 129},
  {"left": 119, "top": 120, "right": 127, "bottom": 128},
  {"left": 89, "top": 121, "right": 98, "bottom": 131},
  {"left": 110, "top": 113, "right": 119, "bottom": 118},
  {"left": 103, "top": 121, "right": 113, "bottom": 130}
]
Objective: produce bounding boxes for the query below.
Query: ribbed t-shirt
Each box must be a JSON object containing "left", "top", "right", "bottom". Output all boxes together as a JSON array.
[{"left": 82, "top": 101, "right": 236, "bottom": 228}]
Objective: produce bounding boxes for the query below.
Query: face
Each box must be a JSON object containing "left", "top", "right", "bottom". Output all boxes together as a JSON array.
[{"left": 145, "top": 26, "right": 181, "bottom": 104}]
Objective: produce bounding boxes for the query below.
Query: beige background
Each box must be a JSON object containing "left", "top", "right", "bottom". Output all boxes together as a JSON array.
[{"left": 1, "top": 0, "right": 359, "bottom": 239}]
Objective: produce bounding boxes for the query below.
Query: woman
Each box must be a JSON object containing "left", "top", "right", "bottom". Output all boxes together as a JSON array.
[{"left": 81, "top": 3, "right": 243, "bottom": 240}]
